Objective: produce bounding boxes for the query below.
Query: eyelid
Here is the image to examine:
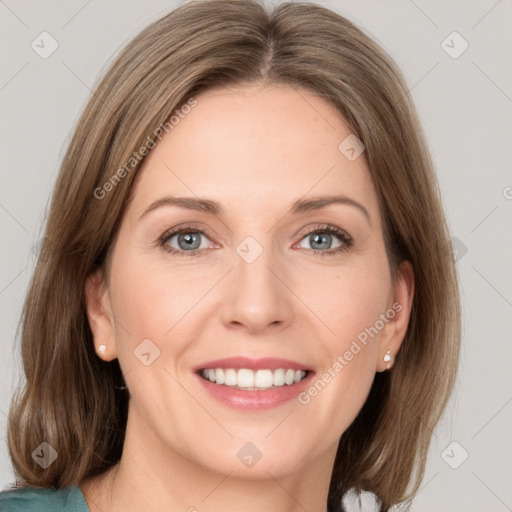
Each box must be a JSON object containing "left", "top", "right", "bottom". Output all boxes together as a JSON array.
[
  {"left": 158, "top": 222, "right": 214, "bottom": 241},
  {"left": 298, "top": 223, "right": 351, "bottom": 239}
]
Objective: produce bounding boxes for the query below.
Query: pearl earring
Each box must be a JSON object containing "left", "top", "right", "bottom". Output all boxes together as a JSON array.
[
  {"left": 98, "top": 344, "right": 106, "bottom": 355},
  {"left": 384, "top": 349, "right": 393, "bottom": 370}
]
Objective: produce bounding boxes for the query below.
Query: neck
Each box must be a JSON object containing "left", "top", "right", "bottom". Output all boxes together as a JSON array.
[{"left": 81, "top": 402, "right": 335, "bottom": 512}]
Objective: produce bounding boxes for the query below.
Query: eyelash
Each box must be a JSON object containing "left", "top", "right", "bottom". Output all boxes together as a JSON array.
[{"left": 158, "top": 223, "right": 353, "bottom": 257}]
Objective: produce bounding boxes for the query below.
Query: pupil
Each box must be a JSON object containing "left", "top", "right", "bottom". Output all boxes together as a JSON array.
[
  {"left": 311, "top": 233, "right": 331, "bottom": 250},
  {"left": 178, "top": 232, "right": 200, "bottom": 250}
]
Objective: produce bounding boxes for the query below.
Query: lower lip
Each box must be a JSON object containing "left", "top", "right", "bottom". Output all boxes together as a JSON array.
[{"left": 195, "top": 372, "right": 313, "bottom": 410}]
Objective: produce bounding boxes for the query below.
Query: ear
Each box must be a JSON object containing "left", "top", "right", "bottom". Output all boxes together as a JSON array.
[
  {"left": 84, "top": 269, "right": 117, "bottom": 361},
  {"left": 377, "top": 260, "right": 414, "bottom": 372}
]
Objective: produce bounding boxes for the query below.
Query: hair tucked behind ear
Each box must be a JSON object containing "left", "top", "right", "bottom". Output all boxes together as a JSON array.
[{"left": 6, "top": 1, "right": 460, "bottom": 510}]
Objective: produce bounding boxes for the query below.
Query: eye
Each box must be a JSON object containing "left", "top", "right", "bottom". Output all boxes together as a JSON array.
[
  {"left": 295, "top": 224, "right": 353, "bottom": 256},
  {"left": 159, "top": 224, "right": 215, "bottom": 256}
]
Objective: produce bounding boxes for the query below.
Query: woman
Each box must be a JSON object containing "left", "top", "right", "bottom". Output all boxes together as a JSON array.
[{"left": 0, "top": 0, "right": 460, "bottom": 511}]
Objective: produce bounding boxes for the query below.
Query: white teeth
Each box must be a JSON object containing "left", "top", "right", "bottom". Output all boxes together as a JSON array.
[
  {"left": 225, "top": 368, "right": 237, "bottom": 386},
  {"left": 273, "top": 368, "right": 285, "bottom": 386},
  {"left": 284, "top": 369, "right": 295, "bottom": 385},
  {"left": 215, "top": 368, "right": 225, "bottom": 385},
  {"left": 237, "top": 369, "right": 254, "bottom": 388},
  {"left": 199, "top": 367, "right": 308, "bottom": 389},
  {"left": 255, "top": 369, "right": 273, "bottom": 388}
]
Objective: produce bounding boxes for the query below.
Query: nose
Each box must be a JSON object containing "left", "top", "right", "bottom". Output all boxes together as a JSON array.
[{"left": 220, "top": 240, "right": 294, "bottom": 335}]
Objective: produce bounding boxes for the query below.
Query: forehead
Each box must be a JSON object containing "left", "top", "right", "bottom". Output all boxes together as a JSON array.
[{"left": 130, "top": 84, "right": 380, "bottom": 221}]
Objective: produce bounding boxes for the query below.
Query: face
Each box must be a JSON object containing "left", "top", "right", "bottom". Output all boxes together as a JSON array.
[{"left": 86, "top": 84, "right": 413, "bottom": 479}]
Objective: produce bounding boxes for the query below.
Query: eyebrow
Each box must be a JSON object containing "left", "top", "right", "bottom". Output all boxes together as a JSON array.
[{"left": 139, "top": 194, "right": 371, "bottom": 225}]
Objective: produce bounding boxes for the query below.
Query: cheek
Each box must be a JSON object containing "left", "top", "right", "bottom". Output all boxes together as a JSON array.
[
  {"left": 111, "top": 255, "right": 212, "bottom": 331},
  {"left": 308, "top": 260, "right": 391, "bottom": 348},
  {"left": 107, "top": 255, "right": 216, "bottom": 372},
  {"left": 300, "top": 258, "right": 390, "bottom": 391},
  {"left": 293, "top": 259, "right": 391, "bottom": 429},
  {"left": 107, "top": 258, "right": 211, "bottom": 420}
]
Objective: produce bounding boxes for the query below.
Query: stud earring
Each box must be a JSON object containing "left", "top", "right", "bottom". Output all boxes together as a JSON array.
[
  {"left": 383, "top": 349, "right": 393, "bottom": 370},
  {"left": 98, "top": 344, "right": 106, "bottom": 356}
]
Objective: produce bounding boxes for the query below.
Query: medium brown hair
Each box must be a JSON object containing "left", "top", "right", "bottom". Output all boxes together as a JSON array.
[{"left": 6, "top": 1, "right": 460, "bottom": 510}]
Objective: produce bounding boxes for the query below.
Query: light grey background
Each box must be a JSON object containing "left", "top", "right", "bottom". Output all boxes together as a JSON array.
[{"left": 1, "top": 1, "right": 511, "bottom": 511}]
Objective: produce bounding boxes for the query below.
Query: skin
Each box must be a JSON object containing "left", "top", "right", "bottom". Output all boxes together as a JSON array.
[{"left": 81, "top": 83, "right": 414, "bottom": 512}]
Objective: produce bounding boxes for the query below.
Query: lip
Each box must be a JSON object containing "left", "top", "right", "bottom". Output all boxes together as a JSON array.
[
  {"left": 193, "top": 357, "right": 314, "bottom": 411},
  {"left": 193, "top": 356, "right": 312, "bottom": 372}
]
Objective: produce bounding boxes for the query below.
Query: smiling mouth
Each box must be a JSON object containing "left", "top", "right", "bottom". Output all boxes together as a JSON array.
[{"left": 198, "top": 368, "right": 309, "bottom": 391}]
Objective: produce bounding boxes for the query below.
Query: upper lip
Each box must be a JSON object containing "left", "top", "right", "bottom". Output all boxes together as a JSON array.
[{"left": 193, "top": 357, "right": 313, "bottom": 372}]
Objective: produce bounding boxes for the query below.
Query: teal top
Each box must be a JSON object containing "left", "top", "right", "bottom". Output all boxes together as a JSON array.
[{"left": 0, "top": 485, "right": 89, "bottom": 511}]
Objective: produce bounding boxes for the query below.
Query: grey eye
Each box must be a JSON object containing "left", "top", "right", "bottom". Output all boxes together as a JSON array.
[
  {"left": 298, "top": 231, "right": 343, "bottom": 251},
  {"left": 165, "top": 231, "right": 210, "bottom": 251}
]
